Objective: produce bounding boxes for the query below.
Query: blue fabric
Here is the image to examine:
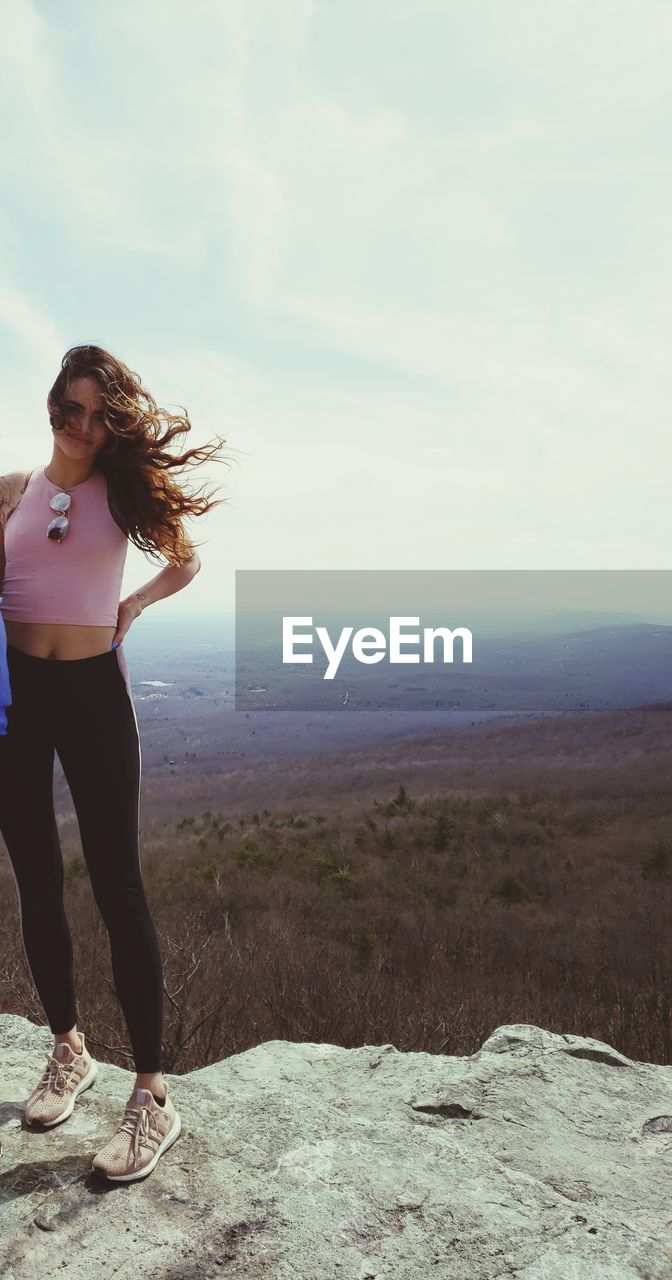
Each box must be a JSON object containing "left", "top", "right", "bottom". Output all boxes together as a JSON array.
[{"left": 0, "top": 599, "right": 11, "bottom": 735}]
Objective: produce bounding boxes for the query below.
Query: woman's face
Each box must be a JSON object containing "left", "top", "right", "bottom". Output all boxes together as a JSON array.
[{"left": 53, "top": 375, "right": 110, "bottom": 460}]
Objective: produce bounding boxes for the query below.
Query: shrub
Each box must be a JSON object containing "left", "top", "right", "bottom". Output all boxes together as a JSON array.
[
  {"left": 490, "top": 873, "right": 531, "bottom": 904},
  {"left": 640, "top": 839, "right": 672, "bottom": 880},
  {"left": 374, "top": 785, "right": 416, "bottom": 817},
  {"left": 234, "top": 844, "right": 277, "bottom": 871},
  {"left": 326, "top": 863, "right": 361, "bottom": 899},
  {"left": 432, "top": 814, "right": 454, "bottom": 852},
  {"left": 188, "top": 858, "right": 220, "bottom": 882}
]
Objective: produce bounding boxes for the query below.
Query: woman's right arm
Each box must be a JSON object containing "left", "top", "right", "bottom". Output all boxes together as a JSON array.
[
  {"left": 0, "top": 472, "right": 29, "bottom": 591},
  {"left": 0, "top": 473, "right": 28, "bottom": 522}
]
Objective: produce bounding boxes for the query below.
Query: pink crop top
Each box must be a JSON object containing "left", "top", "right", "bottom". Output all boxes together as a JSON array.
[{"left": 0, "top": 466, "right": 128, "bottom": 626}]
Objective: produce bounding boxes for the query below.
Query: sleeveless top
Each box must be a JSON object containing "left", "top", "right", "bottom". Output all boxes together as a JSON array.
[{"left": 0, "top": 466, "right": 128, "bottom": 626}]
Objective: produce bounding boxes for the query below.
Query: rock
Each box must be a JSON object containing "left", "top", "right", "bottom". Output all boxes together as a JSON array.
[{"left": 0, "top": 1014, "right": 670, "bottom": 1279}]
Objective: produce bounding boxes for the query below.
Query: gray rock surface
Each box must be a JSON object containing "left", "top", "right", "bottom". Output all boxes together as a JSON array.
[{"left": 0, "top": 1014, "right": 670, "bottom": 1279}]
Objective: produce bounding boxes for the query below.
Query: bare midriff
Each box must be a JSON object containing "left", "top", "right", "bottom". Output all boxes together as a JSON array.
[{"left": 4, "top": 620, "right": 116, "bottom": 661}]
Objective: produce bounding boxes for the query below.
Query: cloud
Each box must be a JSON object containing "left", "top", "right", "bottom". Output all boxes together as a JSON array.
[
  {"left": 0, "top": 277, "right": 63, "bottom": 361},
  {"left": 1, "top": 0, "right": 671, "bottom": 581}
]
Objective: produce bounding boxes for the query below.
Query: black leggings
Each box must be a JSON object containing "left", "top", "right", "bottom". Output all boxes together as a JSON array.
[{"left": 0, "top": 642, "right": 163, "bottom": 1074}]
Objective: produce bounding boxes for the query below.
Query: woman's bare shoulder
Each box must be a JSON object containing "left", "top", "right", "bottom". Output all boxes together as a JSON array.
[
  {"left": 0, "top": 471, "right": 24, "bottom": 487},
  {"left": 0, "top": 470, "right": 32, "bottom": 523}
]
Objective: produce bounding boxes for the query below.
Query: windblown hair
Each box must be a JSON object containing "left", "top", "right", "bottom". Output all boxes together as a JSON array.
[{"left": 47, "top": 344, "right": 231, "bottom": 566}]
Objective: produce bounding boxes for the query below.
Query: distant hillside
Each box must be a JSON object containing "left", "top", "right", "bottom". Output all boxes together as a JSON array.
[
  {"left": 235, "top": 621, "right": 672, "bottom": 711},
  {"left": 2, "top": 697, "right": 670, "bottom": 1074}
]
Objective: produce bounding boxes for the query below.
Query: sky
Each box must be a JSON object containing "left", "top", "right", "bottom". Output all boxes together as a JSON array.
[{"left": 0, "top": 0, "right": 671, "bottom": 622}]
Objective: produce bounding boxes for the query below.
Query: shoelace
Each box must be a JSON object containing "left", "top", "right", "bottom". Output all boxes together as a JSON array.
[
  {"left": 35, "top": 1055, "right": 75, "bottom": 1099},
  {"left": 117, "top": 1102, "right": 159, "bottom": 1162}
]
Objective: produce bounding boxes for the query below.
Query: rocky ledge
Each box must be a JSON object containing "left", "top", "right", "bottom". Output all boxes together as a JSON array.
[{"left": 0, "top": 1014, "right": 670, "bottom": 1279}]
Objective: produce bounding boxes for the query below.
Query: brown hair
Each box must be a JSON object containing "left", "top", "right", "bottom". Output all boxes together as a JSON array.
[{"left": 47, "top": 344, "right": 232, "bottom": 566}]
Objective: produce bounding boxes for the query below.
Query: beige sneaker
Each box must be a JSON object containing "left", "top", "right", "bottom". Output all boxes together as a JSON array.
[
  {"left": 24, "top": 1032, "right": 98, "bottom": 1127},
  {"left": 91, "top": 1085, "right": 181, "bottom": 1182}
]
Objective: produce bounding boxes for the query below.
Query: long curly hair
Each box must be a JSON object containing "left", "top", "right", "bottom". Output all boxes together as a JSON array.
[{"left": 47, "top": 344, "right": 231, "bottom": 566}]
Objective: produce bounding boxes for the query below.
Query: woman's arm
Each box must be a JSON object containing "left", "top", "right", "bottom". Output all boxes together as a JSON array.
[
  {"left": 123, "top": 553, "right": 201, "bottom": 614},
  {"left": 114, "top": 552, "right": 201, "bottom": 643},
  {"left": 0, "top": 472, "right": 31, "bottom": 592}
]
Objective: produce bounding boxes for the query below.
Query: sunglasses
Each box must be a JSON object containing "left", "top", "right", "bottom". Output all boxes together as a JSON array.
[{"left": 46, "top": 491, "right": 71, "bottom": 542}]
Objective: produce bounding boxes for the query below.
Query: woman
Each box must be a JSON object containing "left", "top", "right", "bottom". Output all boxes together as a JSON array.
[{"left": 0, "top": 343, "right": 227, "bottom": 1182}]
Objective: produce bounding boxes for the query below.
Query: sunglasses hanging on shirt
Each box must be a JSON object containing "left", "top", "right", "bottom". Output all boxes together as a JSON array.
[{"left": 46, "top": 491, "right": 72, "bottom": 542}]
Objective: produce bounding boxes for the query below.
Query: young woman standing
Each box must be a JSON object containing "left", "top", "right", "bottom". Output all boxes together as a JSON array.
[{"left": 0, "top": 343, "right": 227, "bottom": 1181}]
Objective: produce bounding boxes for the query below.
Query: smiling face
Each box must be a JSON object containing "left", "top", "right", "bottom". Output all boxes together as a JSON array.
[{"left": 53, "top": 375, "right": 110, "bottom": 460}]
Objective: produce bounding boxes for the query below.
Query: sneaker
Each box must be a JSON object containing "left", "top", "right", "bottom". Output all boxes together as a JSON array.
[
  {"left": 91, "top": 1085, "right": 181, "bottom": 1182},
  {"left": 24, "top": 1032, "right": 98, "bottom": 1128}
]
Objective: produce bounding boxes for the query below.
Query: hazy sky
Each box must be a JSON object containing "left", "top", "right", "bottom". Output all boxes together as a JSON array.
[{"left": 1, "top": 0, "right": 670, "bottom": 620}]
